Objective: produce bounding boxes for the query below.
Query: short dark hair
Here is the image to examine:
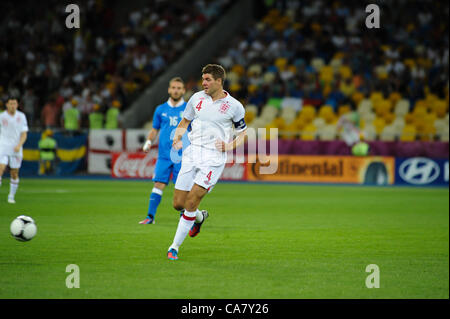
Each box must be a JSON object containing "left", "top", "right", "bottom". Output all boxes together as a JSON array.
[
  {"left": 169, "top": 77, "right": 185, "bottom": 86},
  {"left": 5, "top": 95, "right": 19, "bottom": 103},
  {"left": 202, "top": 64, "right": 226, "bottom": 84}
]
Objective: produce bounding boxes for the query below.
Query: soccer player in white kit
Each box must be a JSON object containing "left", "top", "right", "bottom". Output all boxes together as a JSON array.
[
  {"left": 0, "top": 96, "right": 28, "bottom": 204},
  {"left": 167, "top": 64, "right": 247, "bottom": 260}
]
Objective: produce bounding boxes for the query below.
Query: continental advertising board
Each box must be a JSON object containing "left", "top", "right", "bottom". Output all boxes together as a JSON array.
[{"left": 247, "top": 155, "right": 396, "bottom": 185}]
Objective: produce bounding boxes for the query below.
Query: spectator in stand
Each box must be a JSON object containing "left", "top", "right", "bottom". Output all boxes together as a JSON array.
[
  {"left": 105, "top": 100, "right": 122, "bottom": 129},
  {"left": 89, "top": 104, "right": 104, "bottom": 129},
  {"left": 41, "top": 95, "right": 60, "bottom": 129},
  {"left": 62, "top": 99, "right": 81, "bottom": 132}
]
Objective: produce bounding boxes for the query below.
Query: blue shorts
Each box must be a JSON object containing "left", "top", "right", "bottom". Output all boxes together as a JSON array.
[{"left": 152, "top": 157, "right": 181, "bottom": 184}]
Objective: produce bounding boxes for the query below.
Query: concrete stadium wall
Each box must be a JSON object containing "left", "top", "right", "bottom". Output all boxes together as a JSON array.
[{"left": 121, "top": 0, "right": 253, "bottom": 128}]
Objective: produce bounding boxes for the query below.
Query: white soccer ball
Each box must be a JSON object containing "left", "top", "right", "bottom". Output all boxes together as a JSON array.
[{"left": 10, "top": 215, "right": 37, "bottom": 242}]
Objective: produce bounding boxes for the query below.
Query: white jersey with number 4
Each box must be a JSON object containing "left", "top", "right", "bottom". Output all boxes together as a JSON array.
[
  {"left": 182, "top": 90, "right": 246, "bottom": 165},
  {"left": 0, "top": 110, "right": 29, "bottom": 157}
]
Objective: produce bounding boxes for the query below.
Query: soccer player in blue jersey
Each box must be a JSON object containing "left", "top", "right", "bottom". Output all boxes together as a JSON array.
[{"left": 139, "top": 77, "right": 189, "bottom": 224}]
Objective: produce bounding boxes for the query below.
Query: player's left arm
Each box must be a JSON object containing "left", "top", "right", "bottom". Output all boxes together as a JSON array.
[
  {"left": 216, "top": 103, "right": 247, "bottom": 152},
  {"left": 14, "top": 131, "right": 27, "bottom": 153},
  {"left": 217, "top": 128, "right": 247, "bottom": 152}
]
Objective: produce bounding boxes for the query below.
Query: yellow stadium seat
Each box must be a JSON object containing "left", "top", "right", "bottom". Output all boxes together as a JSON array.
[
  {"left": 299, "top": 105, "right": 316, "bottom": 123},
  {"left": 274, "top": 58, "right": 288, "bottom": 70},
  {"left": 351, "top": 91, "right": 364, "bottom": 105},
  {"left": 404, "top": 112, "right": 415, "bottom": 125},
  {"left": 373, "top": 117, "right": 386, "bottom": 134},
  {"left": 301, "top": 124, "right": 317, "bottom": 140},
  {"left": 383, "top": 112, "right": 395, "bottom": 124},
  {"left": 338, "top": 105, "right": 351, "bottom": 116},
  {"left": 370, "top": 92, "right": 384, "bottom": 103},
  {"left": 420, "top": 124, "right": 436, "bottom": 141},
  {"left": 339, "top": 65, "right": 352, "bottom": 79},
  {"left": 389, "top": 92, "right": 402, "bottom": 105},
  {"left": 231, "top": 64, "right": 245, "bottom": 76},
  {"left": 374, "top": 99, "right": 392, "bottom": 117},
  {"left": 380, "top": 125, "right": 397, "bottom": 141},
  {"left": 433, "top": 100, "right": 448, "bottom": 118},
  {"left": 400, "top": 125, "right": 417, "bottom": 141},
  {"left": 395, "top": 99, "right": 410, "bottom": 116}
]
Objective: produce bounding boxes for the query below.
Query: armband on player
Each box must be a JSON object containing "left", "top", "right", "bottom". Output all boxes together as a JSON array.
[
  {"left": 143, "top": 139, "right": 152, "bottom": 152},
  {"left": 233, "top": 118, "right": 247, "bottom": 131}
]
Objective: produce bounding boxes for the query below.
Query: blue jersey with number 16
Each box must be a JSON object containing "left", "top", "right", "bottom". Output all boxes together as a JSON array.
[{"left": 152, "top": 100, "right": 189, "bottom": 160}]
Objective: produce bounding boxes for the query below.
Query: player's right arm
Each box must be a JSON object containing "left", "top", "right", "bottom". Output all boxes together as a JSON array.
[
  {"left": 143, "top": 106, "right": 162, "bottom": 152},
  {"left": 172, "top": 118, "right": 191, "bottom": 150},
  {"left": 172, "top": 93, "right": 196, "bottom": 150}
]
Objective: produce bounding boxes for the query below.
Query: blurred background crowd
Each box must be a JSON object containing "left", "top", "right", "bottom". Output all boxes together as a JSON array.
[
  {"left": 0, "top": 0, "right": 231, "bottom": 130},
  {"left": 0, "top": 0, "right": 448, "bottom": 142}
]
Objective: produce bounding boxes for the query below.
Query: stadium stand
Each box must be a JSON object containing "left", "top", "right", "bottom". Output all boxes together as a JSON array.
[
  {"left": 192, "top": 0, "right": 449, "bottom": 142},
  {"left": 0, "top": 0, "right": 232, "bottom": 128}
]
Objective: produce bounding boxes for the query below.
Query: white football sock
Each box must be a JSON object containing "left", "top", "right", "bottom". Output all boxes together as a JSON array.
[
  {"left": 0, "top": 177, "right": 2, "bottom": 187},
  {"left": 169, "top": 209, "right": 197, "bottom": 251},
  {"left": 195, "top": 210, "right": 204, "bottom": 223},
  {"left": 9, "top": 178, "right": 19, "bottom": 199}
]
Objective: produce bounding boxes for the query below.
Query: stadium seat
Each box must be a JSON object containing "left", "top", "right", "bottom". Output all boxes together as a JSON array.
[
  {"left": 392, "top": 117, "right": 406, "bottom": 131},
  {"left": 433, "top": 100, "right": 448, "bottom": 118},
  {"left": 388, "top": 92, "right": 402, "bottom": 105},
  {"left": 438, "top": 126, "right": 449, "bottom": 142},
  {"left": 362, "top": 124, "right": 377, "bottom": 141},
  {"left": 380, "top": 125, "right": 397, "bottom": 141},
  {"left": 330, "top": 58, "right": 342, "bottom": 71},
  {"left": 226, "top": 71, "right": 240, "bottom": 85},
  {"left": 338, "top": 65, "right": 352, "bottom": 79},
  {"left": 338, "top": 105, "right": 351, "bottom": 116},
  {"left": 420, "top": 124, "right": 436, "bottom": 141},
  {"left": 358, "top": 99, "right": 373, "bottom": 115},
  {"left": 394, "top": 99, "right": 410, "bottom": 117},
  {"left": 383, "top": 112, "right": 396, "bottom": 125},
  {"left": 360, "top": 112, "right": 376, "bottom": 127},
  {"left": 301, "top": 123, "right": 317, "bottom": 140},
  {"left": 374, "top": 99, "right": 392, "bottom": 117},
  {"left": 280, "top": 106, "right": 297, "bottom": 125},
  {"left": 318, "top": 124, "right": 337, "bottom": 141},
  {"left": 311, "top": 57, "right": 325, "bottom": 72},
  {"left": 318, "top": 105, "right": 335, "bottom": 123},
  {"left": 299, "top": 105, "right": 316, "bottom": 123},
  {"left": 373, "top": 117, "right": 386, "bottom": 134},
  {"left": 434, "top": 118, "right": 447, "bottom": 134},
  {"left": 351, "top": 91, "right": 364, "bottom": 105},
  {"left": 312, "top": 117, "right": 326, "bottom": 130},
  {"left": 281, "top": 97, "right": 302, "bottom": 111},
  {"left": 400, "top": 125, "right": 417, "bottom": 141},
  {"left": 267, "top": 98, "right": 282, "bottom": 109},
  {"left": 263, "top": 72, "right": 276, "bottom": 84}
]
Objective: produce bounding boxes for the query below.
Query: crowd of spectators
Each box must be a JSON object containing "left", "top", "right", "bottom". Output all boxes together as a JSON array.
[
  {"left": 182, "top": 0, "right": 450, "bottom": 141},
  {"left": 0, "top": 0, "right": 231, "bottom": 129},
  {"left": 203, "top": 0, "right": 449, "bottom": 110}
]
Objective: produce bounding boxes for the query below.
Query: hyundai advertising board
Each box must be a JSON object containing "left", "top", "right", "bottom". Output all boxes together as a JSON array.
[{"left": 395, "top": 157, "right": 449, "bottom": 186}]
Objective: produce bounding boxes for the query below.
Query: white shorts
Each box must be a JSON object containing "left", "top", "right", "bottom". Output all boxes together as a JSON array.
[
  {"left": 175, "top": 162, "right": 225, "bottom": 193},
  {"left": 0, "top": 154, "right": 23, "bottom": 169}
]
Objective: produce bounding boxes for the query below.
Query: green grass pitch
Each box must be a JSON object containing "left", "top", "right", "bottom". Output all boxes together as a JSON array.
[{"left": 0, "top": 178, "right": 448, "bottom": 299}]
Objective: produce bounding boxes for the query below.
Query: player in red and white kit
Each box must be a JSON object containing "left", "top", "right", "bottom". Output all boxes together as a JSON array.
[
  {"left": 0, "top": 96, "right": 28, "bottom": 204},
  {"left": 167, "top": 64, "right": 247, "bottom": 260}
]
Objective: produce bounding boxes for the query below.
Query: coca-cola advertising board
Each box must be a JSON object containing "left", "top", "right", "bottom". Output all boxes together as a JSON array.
[
  {"left": 111, "top": 150, "right": 158, "bottom": 178},
  {"left": 111, "top": 151, "right": 247, "bottom": 181}
]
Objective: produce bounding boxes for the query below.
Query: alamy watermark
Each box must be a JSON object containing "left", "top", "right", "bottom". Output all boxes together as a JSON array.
[
  {"left": 365, "top": 264, "right": 380, "bottom": 288},
  {"left": 66, "top": 264, "right": 80, "bottom": 288},
  {"left": 365, "top": 4, "right": 380, "bottom": 29},
  {"left": 169, "top": 127, "right": 279, "bottom": 175}
]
